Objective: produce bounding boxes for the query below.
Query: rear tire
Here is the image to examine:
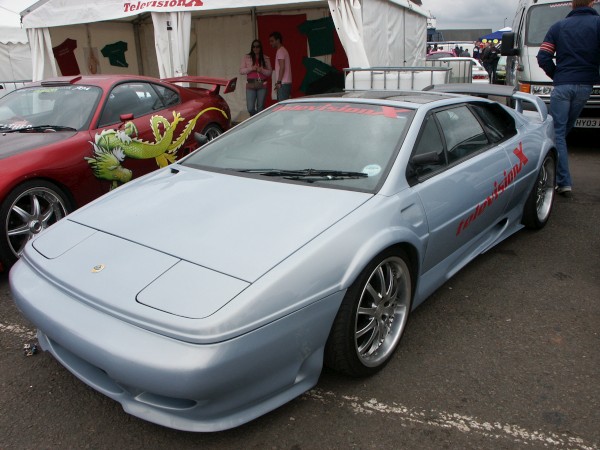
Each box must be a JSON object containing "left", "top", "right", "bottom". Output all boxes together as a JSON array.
[
  {"left": 325, "top": 248, "right": 413, "bottom": 377},
  {"left": 522, "top": 152, "right": 555, "bottom": 229},
  {"left": 0, "top": 180, "right": 71, "bottom": 270},
  {"left": 201, "top": 123, "right": 223, "bottom": 141}
]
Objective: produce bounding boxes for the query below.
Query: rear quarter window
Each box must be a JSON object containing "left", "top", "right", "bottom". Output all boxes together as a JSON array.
[{"left": 470, "top": 102, "right": 517, "bottom": 143}]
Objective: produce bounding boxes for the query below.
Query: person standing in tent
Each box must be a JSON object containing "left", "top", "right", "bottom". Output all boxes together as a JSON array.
[
  {"left": 240, "top": 39, "right": 272, "bottom": 116},
  {"left": 269, "top": 31, "right": 292, "bottom": 101}
]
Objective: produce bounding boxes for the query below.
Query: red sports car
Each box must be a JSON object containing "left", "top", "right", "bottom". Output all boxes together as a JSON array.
[{"left": 0, "top": 74, "right": 236, "bottom": 270}]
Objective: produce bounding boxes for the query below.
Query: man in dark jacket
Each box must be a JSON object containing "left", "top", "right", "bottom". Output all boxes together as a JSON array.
[
  {"left": 537, "top": 0, "right": 600, "bottom": 195},
  {"left": 481, "top": 42, "right": 500, "bottom": 82}
]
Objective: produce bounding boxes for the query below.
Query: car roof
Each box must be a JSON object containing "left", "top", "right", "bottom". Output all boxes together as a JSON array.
[{"left": 305, "top": 90, "right": 457, "bottom": 105}]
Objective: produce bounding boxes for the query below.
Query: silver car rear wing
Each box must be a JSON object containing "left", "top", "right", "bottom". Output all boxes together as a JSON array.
[{"left": 423, "top": 84, "right": 548, "bottom": 122}]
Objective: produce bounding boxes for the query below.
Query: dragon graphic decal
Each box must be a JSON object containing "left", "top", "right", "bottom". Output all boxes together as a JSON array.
[{"left": 86, "top": 107, "right": 227, "bottom": 189}]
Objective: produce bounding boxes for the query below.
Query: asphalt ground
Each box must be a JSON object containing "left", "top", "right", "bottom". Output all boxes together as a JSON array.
[{"left": 1, "top": 132, "right": 598, "bottom": 449}]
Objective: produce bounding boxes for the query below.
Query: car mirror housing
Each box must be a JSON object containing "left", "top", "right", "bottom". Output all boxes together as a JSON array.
[
  {"left": 411, "top": 151, "right": 441, "bottom": 166},
  {"left": 501, "top": 32, "right": 520, "bottom": 57}
]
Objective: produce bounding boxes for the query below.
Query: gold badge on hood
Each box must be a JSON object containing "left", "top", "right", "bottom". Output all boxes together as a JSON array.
[{"left": 91, "top": 264, "right": 105, "bottom": 273}]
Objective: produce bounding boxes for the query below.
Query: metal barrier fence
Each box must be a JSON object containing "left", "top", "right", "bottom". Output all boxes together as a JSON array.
[
  {"left": 425, "top": 58, "right": 475, "bottom": 84},
  {"left": 344, "top": 67, "right": 451, "bottom": 91},
  {"left": 0, "top": 80, "right": 30, "bottom": 97}
]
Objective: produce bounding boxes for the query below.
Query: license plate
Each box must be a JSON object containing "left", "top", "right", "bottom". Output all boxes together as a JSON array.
[{"left": 574, "top": 118, "right": 600, "bottom": 128}]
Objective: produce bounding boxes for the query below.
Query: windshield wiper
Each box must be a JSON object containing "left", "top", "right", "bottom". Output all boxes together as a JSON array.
[
  {"left": 2, "top": 125, "right": 77, "bottom": 133},
  {"left": 231, "top": 168, "right": 368, "bottom": 182}
]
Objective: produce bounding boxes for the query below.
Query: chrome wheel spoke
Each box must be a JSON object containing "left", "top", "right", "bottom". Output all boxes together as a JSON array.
[
  {"left": 384, "top": 264, "right": 396, "bottom": 298},
  {"left": 365, "top": 283, "right": 381, "bottom": 304},
  {"left": 358, "top": 305, "right": 377, "bottom": 317},
  {"left": 7, "top": 224, "right": 31, "bottom": 237},
  {"left": 356, "top": 317, "right": 376, "bottom": 339},
  {"left": 40, "top": 203, "right": 59, "bottom": 225},
  {"left": 30, "top": 194, "right": 42, "bottom": 218},
  {"left": 11, "top": 205, "right": 32, "bottom": 222},
  {"left": 358, "top": 323, "right": 380, "bottom": 355}
]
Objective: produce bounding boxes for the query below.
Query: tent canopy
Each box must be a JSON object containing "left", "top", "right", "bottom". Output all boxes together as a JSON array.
[
  {"left": 0, "top": 8, "right": 32, "bottom": 87},
  {"left": 20, "top": 0, "right": 429, "bottom": 117},
  {"left": 22, "top": 0, "right": 429, "bottom": 74},
  {"left": 22, "top": 0, "right": 428, "bottom": 28},
  {"left": 1, "top": 5, "right": 28, "bottom": 44},
  {"left": 479, "top": 27, "right": 512, "bottom": 43}
]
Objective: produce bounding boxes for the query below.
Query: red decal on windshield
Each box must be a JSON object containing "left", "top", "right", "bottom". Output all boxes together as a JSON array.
[{"left": 273, "top": 103, "right": 409, "bottom": 118}]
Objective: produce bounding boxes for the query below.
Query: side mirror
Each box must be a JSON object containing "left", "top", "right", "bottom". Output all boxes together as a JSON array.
[
  {"left": 411, "top": 151, "right": 441, "bottom": 166},
  {"left": 194, "top": 132, "right": 209, "bottom": 147},
  {"left": 501, "top": 32, "right": 520, "bottom": 56},
  {"left": 119, "top": 113, "right": 134, "bottom": 122}
]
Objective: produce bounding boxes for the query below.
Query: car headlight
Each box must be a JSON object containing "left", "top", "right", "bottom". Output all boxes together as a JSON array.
[{"left": 530, "top": 85, "right": 553, "bottom": 96}]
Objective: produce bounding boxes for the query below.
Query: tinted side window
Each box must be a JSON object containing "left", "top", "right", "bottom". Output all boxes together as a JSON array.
[
  {"left": 152, "top": 84, "right": 180, "bottom": 108},
  {"left": 470, "top": 102, "right": 517, "bottom": 143},
  {"left": 98, "top": 83, "right": 160, "bottom": 127},
  {"left": 435, "top": 106, "right": 489, "bottom": 163}
]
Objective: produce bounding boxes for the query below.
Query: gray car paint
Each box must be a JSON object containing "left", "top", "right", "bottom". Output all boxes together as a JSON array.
[{"left": 9, "top": 92, "right": 555, "bottom": 431}]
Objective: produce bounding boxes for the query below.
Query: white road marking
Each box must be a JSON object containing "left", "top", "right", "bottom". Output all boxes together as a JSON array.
[
  {"left": 0, "top": 322, "right": 37, "bottom": 340},
  {"left": 0, "top": 321, "right": 597, "bottom": 449},
  {"left": 304, "top": 389, "right": 598, "bottom": 450}
]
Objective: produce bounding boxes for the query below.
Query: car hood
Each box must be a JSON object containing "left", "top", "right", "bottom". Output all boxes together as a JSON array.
[
  {"left": 0, "top": 130, "right": 76, "bottom": 160},
  {"left": 66, "top": 166, "right": 372, "bottom": 282}
]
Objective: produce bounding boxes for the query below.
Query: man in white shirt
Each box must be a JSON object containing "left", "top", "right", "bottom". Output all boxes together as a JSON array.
[{"left": 269, "top": 31, "right": 292, "bottom": 101}]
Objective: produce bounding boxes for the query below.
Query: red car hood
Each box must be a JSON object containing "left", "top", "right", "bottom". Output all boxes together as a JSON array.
[{"left": 0, "top": 131, "right": 76, "bottom": 160}]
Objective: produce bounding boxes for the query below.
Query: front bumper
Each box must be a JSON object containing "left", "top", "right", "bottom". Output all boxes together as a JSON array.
[{"left": 9, "top": 258, "right": 344, "bottom": 432}]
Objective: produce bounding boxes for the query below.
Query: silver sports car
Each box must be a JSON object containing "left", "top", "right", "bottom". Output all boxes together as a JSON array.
[{"left": 10, "top": 87, "right": 556, "bottom": 432}]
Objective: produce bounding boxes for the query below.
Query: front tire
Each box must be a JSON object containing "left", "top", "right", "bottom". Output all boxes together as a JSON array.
[
  {"left": 325, "top": 248, "right": 413, "bottom": 377},
  {"left": 0, "top": 180, "right": 71, "bottom": 270},
  {"left": 522, "top": 152, "right": 555, "bottom": 229}
]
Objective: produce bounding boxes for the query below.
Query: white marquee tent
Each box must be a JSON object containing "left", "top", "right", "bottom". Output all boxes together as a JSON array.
[
  {"left": 0, "top": 8, "right": 32, "bottom": 95},
  {"left": 21, "top": 0, "right": 428, "bottom": 118}
]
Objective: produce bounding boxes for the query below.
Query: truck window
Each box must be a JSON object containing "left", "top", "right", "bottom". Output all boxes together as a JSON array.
[{"left": 526, "top": 2, "right": 600, "bottom": 46}]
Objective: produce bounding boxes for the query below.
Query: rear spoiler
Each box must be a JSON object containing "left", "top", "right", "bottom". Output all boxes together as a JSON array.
[
  {"left": 423, "top": 84, "right": 548, "bottom": 122},
  {"left": 163, "top": 76, "right": 237, "bottom": 95}
]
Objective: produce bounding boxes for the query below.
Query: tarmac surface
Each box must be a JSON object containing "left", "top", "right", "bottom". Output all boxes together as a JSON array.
[{"left": 1, "top": 132, "right": 598, "bottom": 449}]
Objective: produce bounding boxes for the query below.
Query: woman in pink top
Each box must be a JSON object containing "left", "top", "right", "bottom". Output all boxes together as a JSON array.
[{"left": 240, "top": 39, "right": 272, "bottom": 116}]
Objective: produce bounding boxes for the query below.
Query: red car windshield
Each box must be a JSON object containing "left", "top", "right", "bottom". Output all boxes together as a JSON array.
[{"left": 0, "top": 85, "right": 102, "bottom": 131}]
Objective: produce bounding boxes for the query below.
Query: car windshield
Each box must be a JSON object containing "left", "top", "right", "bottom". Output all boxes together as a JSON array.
[
  {"left": 0, "top": 85, "right": 102, "bottom": 131},
  {"left": 183, "top": 101, "right": 415, "bottom": 192},
  {"left": 526, "top": 1, "right": 600, "bottom": 45}
]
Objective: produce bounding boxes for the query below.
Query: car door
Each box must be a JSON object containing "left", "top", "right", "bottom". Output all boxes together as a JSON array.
[
  {"left": 91, "top": 81, "right": 183, "bottom": 191},
  {"left": 409, "top": 103, "right": 513, "bottom": 275}
]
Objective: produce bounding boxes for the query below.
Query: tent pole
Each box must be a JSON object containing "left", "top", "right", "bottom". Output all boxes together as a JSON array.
[
  {"left": 133, "top": 20, "right": 145, "bottom": 75},
  {"left": 403, "top": 9, "right": 406, "bottom": 66}
]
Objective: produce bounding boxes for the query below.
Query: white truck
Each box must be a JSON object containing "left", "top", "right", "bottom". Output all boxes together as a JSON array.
[{"left": 501, "top": 0, "right": 600, "bottom": 129}]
